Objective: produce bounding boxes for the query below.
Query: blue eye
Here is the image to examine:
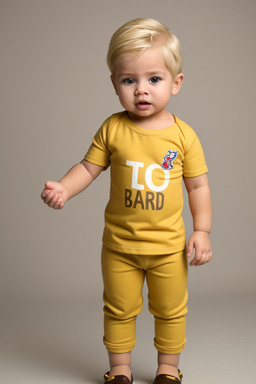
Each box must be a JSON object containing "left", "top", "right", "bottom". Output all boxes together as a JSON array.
[
  {"left": 150, "top": 76, "right": 161, "bottom": 84},
  {"left": 123, "top": 78, "right": 135, "bottom": 85}
]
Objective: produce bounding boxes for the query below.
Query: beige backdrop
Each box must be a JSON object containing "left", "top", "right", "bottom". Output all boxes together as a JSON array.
[{"left": 1, "top": 0, "right": 255, "bottom": 302}]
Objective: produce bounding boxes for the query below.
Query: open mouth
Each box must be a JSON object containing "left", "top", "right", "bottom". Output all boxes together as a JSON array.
[{"left": 136, "top": 101, "right": 151, "bottom": 110}]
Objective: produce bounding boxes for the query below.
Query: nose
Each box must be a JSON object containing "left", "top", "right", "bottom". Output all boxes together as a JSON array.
[{"left": 135, "top": 80, "right": 149, "bottom": 95}]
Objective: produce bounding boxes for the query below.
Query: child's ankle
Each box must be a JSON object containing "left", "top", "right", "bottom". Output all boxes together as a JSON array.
[
  {"left": 109, "top": 365, "right": 132, "bottom": 380},
  {"left": 157, "top": 363, "right": 179, "bottom": 378},
  {"left": 108, "top": 351, "right": 132, "bottom": 380}
]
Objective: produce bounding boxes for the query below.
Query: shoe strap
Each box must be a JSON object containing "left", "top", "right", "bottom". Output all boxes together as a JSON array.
[
  {"left": 165, "top": 375, "right": 181, "bottom": 383},
  {"left": 165, "top": 369, "right": 183, "bottom": 383},
  {"left": 104, "top": 371, "right": 133, "bottom": 383}
]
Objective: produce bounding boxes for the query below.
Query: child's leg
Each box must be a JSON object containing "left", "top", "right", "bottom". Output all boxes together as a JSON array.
[
  {"left": 101, "top": 246, "right": 145, "bottom": 377},
  {"left": 157, "top": 352, "right": 180, "bottom": 377},
  {"left": 108, "top": 352, "right": 132, "bottom": 380},
  {"left": 146, "top": 250, "right": 188, "bottom": 378}
]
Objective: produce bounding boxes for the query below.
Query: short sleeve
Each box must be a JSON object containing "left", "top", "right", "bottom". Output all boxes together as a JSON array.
[
  {"left": 183, "top": 134, "right": 208, "bottom": 177},
  {"left": 84, "top": 118, "right": 111, "bottom": 169}
]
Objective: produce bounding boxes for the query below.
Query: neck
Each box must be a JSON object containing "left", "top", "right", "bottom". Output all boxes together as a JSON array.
[{"left": 127, "top": 111, "right": 175, "bottom": 130}]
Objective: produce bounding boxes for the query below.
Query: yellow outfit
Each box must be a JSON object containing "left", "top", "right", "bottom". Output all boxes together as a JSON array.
[
  {"left": 102, "top": 246, "right": 188, "bottom": 354},
  {"left": 84, "top": 111, "right": 208, "bottom": 353}
]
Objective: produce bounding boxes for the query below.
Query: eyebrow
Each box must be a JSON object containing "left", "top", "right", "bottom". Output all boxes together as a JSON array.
[{"left": 117, "top": 71, "right": 168, "bottom": 79}]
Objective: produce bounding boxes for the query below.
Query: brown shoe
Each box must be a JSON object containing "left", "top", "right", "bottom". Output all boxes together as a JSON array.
[
  {"left": 104, "top": 371, "right": 134, "bottom": 384},
  {"left": 153, "top": 370, "right": 183, "bottom": 384}
]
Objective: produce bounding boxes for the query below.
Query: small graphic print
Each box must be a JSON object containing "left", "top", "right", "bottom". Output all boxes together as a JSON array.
[{"left": 161, "top": 150, "right": 178, "bottom": 170}]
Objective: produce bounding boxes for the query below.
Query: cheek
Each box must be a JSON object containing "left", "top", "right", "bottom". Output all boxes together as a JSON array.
[
  {"left": 118, "top": 88, "right": 132, "bottom": 103},
  {"left": 158, "top": 87, "right": 172, "bottom": 103}
]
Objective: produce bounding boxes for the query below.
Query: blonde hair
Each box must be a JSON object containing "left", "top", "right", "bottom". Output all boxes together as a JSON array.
[{"left": 107, "top": 18, "right": 182, "bottom": 79}]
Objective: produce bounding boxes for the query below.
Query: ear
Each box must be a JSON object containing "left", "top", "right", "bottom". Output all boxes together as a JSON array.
[
  {"left": 171, "top": 73, "right": 184, "bottom": 96},
  {"left": 111, "top": 75, "right": 118, "bottom": 95}
]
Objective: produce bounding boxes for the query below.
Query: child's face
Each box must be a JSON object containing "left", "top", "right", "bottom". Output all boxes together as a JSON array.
[{"left": 111, "top": 45, "right": 183, "bottom": 124}]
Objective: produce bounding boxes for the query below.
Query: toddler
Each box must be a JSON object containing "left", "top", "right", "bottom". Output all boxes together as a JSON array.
[{"left": 41, "top": 18, "right": 212, "bottom": 384}]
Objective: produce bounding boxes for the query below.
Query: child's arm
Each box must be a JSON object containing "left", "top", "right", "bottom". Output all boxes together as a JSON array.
[
  {"left": 41, "top": 160, "right": 103, "bottom": 209},
  {"left": 183, "top": 173, "right": 212, "bottom": 266}
]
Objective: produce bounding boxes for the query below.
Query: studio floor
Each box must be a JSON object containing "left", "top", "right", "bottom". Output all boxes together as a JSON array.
[{"left": 0, "top": 295, "right": 255, "bottom": 384}]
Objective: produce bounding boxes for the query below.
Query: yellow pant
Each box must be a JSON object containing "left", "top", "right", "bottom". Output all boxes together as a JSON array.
[{"left": 101, "top": 246, "right": 188, "bottom": 354}]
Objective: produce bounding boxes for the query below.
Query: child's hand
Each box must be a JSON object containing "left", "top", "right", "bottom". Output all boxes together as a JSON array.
[
  {"left": 41, "top": 181, "right": 69, "bottom": 209},
  {"left": 186, "top": 231, "right": 212, "bottom": 266}
]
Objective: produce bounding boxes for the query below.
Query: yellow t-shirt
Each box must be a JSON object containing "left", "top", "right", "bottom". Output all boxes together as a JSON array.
[{"left": 84, "top": 112, "right": 208, "bottom": 254}]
